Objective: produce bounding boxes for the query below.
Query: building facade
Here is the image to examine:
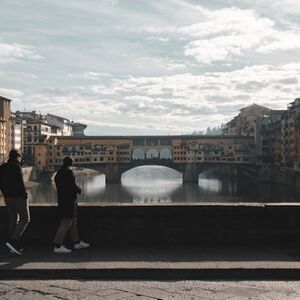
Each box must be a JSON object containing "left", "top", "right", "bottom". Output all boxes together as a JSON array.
[
  {"left": 223, "top": 104, "right": 270, "bottom": 140},
  {"left": 72, "top": 122, "right": 87, "bottom": 136},
  {"left": 282, "top": 98, "right": 300, "bottom": 168},
  {"left": 10, "top": 113, "right": 25, "bottom": 152},
  {"left": 35, "top": 135, "right": 255, "bottom": 171},
  {"left": 255, "top": 110, "right": 285, "bottom": 164},
  {"left": 0, "top": 96, "right": 12, "bottom": 163},
  {"left": 15, "top": 111, "right": 86, "bottom": 164},
  {"left": 46, "top": 114, "right": 74, "bottom": 136}
]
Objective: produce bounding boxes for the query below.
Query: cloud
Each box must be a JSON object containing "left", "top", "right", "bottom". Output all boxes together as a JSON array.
[
  {"left": 180, "top": 7, "right": 300, "bottom": 64},
  {"left": 68, "top": 72, "right": 111, "bottom": 80},
  {"left": 13, "top": 62, "right": 300, "bottom": 135},
  {"left": 230, "top": 0, "right": 300, "bottom": 16},
  {"left": 0, "top": 43, "right": 42, "bottom": 63},
  {"left": 0, "top": 88, "right": 24, "bottom": 98},
  {"left": 2, "top": 0, "right": 300, "bottom": 135},
  {"left": 145, "top": 37, "right": 170, "bottom": 42},
  {"left": 137, "top": 4, "right": 300, "bottom": 65}
]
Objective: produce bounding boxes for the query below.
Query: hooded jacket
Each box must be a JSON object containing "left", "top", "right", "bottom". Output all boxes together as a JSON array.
[
  {"left": 0, "top": 159, "right": 27, "bottom": 198},
  {"left": 54, "top": 166, "right": 81, "bottom": 215}
]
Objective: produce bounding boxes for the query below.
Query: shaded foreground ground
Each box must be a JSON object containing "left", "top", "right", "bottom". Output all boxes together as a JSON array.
[
  {"left": 1, "top": 279, "right": 300, "bottom": 299},
  {"left": 2, "top": 245, "right": 300, "bottom": 280}
]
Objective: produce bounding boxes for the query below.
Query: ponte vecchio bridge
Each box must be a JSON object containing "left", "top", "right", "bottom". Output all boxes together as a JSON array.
[{"left": 37, "top": 135, "right": 256, "bottom": 183}]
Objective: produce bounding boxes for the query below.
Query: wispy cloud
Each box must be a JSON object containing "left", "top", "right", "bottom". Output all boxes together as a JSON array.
[
  {"left": 13, "top": 62, "right": 299, "bottom": 135},
  {"left": 0, "top": 43, "right": 42, "bottom": 63},
  {"left": 0, "top": 88, "right": 24, "bottom": 98}
]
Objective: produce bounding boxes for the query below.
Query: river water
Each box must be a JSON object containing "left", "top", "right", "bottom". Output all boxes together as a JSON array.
[{"left": 28, "top": 166, "right": 299, "bottom": 204}]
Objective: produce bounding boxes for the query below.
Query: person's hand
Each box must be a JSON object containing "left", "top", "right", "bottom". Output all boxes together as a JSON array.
[
  {"left": 24, "top": 192, "right": 28, "bottom": 200},
  {"left": 77, "top": 187, "right": 82, "bottom": 195}
]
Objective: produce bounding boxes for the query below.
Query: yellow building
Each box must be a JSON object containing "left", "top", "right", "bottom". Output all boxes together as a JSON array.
[
  {"left": 35, "top": 143, "right": 48, "bottom": 171},
  {"left": 0, "top": 96, "right": 12, "bottom": 163},
  {"left": 46, "top": 136, "right": 132, "bottom": 169},
  {"left": 173, "top": 136, "right": 254, "bottom": 163}
]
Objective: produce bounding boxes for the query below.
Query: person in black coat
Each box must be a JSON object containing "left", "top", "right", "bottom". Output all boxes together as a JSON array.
[
  {"left": 53, "top": 156, "right": 89, "bottom": 253},
  {"left": 0, "top": 149, "right": 30, "bottom": 255}
]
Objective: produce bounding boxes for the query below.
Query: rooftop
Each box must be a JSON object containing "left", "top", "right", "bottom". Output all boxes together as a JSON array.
[
  {"left": 49, "top": 134, "right": 254, "bottom": 140},
  {"left": 0, "top": 96, "right": 12, "bottom": 102}
]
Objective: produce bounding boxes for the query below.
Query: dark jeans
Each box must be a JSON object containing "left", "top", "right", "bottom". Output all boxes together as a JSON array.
[
  {"left": 54, "top": 218, "right": 80, "bottom": 245},
  {"left": 4, "top": 197, "right": 30, "bottom": 241}
]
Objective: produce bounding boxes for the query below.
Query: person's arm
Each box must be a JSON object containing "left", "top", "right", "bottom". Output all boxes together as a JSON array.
[
  {"left": 17, "top": 164, "right": 27, "bottom": 199},
  {"left": 69, "top": 169, "right": 81, "bottom": 195}
]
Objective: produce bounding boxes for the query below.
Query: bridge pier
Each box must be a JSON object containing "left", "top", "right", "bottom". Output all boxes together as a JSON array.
[
  {"left": 183, "top": 163, "right": 199, "bottom": 184},
  {"left": 105, "top": 164, "right": 122, "bottom": 184}
]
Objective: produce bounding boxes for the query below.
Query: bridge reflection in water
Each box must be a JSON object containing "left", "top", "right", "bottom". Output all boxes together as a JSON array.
[{"left": 28, "top": 166, "right": 298, "bottom": 204}]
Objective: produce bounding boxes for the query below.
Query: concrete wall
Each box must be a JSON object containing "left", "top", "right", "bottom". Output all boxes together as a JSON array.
[{"left": 1, "top": 204, "right": 300, "bottom": 247}]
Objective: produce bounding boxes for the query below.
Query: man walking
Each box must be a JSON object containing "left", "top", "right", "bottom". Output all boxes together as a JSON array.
[
  {"left": 53, "top": 156, "right": 89, "bottom": 253},
  {"left": 0, "top": 149, "right": 30, "bottom": 255}
]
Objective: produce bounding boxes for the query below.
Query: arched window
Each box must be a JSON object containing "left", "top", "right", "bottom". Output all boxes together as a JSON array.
[
  {"left": 160, "top": 148, "right": 172, "bottom": 160},
  {"left": 132, "top": 148, "right": 145, "bottom": 160},
  {"left": 146, "top": 149, "right": 159, "bottom": 159}
]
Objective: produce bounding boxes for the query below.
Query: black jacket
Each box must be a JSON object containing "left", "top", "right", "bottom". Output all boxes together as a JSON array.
[
  {"left": 54, "top": 166, "right": 81, "bottom": 216},
  {"left": 0, "top": 159, "right": 27, "bottom": 198}
]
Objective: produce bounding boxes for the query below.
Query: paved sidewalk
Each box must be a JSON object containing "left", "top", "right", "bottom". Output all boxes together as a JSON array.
[
  {"left": 1, "top": 245, "right": 300, "bottom": 280},
  {"left": 3, "top": 280, "right": 300, "bottom": 299}
]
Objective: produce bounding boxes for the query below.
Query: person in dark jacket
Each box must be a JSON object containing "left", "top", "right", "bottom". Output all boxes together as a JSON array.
[
  {"left": 0, "top": 149, "right": 30, "bottom": 255},
  {"left": 53, "top": 156, "right": 89, "bottom": 253}
]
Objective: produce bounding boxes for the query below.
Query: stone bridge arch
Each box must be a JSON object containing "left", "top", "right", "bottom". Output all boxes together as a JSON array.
[
  {"left": 76, "top": 161, "right": 183, "bottom": 184},
  {"left": 122, "top": 160, "right": 182, "bottom": 178},
  {"left": 185, "top": 163, "right": 258, "bottom": 183},
  {"left": 68, "top": 162, "right": 257, "bottom": 185},
  {"left": 121, "top": 164, "right": 182, "bottom": 182}
]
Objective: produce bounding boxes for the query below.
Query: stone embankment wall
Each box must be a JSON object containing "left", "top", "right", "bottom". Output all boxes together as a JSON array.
[
  {"left": 1, "top": 204, "right": 300, "bottom": 246},
  {"left": 259, "top": 166, "right": 300, "bottom": 187}
]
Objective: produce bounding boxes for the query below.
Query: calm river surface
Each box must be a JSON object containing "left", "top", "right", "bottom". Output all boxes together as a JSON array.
[{"left": 28, "top": 166, "right": 299, "bottom": 204}]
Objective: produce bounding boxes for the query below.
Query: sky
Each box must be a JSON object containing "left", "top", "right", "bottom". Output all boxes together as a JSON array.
[{"left": 0, "top": 0, "right": 300, "bottom": 135}]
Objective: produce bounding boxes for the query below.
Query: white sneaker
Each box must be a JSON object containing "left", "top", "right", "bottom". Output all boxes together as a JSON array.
[
  {"left": 54, "top": 245, "right": 72, "bottom": 254},
  {"left": 74, "top": 241, "right": 90, "bottom": 250}
]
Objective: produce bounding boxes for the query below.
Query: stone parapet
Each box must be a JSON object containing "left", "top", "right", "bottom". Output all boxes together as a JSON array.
[{"left": 1, "top": 204, "right": 300, "bottom": 246}]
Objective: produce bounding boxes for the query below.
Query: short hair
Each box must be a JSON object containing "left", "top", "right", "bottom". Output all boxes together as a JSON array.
[
  {"left": 63, "top": 156, "right": 73, "bottom": 167},
  {"left": 9, "top": 149, "right": 21, "bottom": 160}
]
